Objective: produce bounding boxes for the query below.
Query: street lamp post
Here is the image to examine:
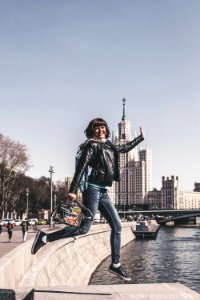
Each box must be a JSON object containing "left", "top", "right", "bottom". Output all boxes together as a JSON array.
[
  {"left": 26, "top": 188, "right": 30, "bottom": 218},
  {"left": 123, "top": 200, "right": 126, "bottom": 221},
  {"left": 49, "top": 166, "right": 54, "bottom": 228},
  {"left": 54, "top": 191, "right": 57, "bottom": 208}
]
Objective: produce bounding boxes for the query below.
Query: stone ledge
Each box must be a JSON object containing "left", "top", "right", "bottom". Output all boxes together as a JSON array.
[{"left": 0, "top": 222, "right": 134, "bottom": 289}]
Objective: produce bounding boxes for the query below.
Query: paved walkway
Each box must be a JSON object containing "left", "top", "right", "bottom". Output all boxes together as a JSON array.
[
  {"left": 0, "top": 225, "right": 60, "bottom": 259},
  {"left": 0, "top": 227, "right": 37, "bottom": 259},
  {"left": 15, "top": 283, "right": 200, "bottom": 300}
]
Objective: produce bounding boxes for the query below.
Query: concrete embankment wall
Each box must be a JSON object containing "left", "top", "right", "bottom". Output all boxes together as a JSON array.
[{"left": 0, "top": 222, "right": 134, "bottom": 289}]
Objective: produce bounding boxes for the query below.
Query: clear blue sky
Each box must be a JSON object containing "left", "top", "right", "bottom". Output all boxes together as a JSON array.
[{"left": 0, "top": 0, "right": 200, "bottom": 190}]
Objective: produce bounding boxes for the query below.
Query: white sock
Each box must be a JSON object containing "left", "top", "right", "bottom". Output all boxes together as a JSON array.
[
  {"left": 113, "top": 263, "right": 120, "bottom": 268},
  {"left": 42, "top": 235, "right": 47, "bottom": 244}
]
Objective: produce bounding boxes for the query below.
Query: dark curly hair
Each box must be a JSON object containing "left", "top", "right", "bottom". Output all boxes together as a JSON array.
[{"left": 84, "top": 118, "right": 110, "bottom": 139}]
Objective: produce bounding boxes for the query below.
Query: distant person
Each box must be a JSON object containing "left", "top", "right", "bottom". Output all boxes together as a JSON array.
[
  {"left": 31, "top": 117, "right": 144, "bottom": 281},
  {"left": 21, "top": 219, "right": 29, "bottom": 242},
  {"left": 4, "top": 221, "right": 14, "bottom": 242}
]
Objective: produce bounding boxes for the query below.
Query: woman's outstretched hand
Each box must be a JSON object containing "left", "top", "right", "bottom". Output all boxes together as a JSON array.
[{"left": 140, "top": 127, "right": 145, "bottom": 139}]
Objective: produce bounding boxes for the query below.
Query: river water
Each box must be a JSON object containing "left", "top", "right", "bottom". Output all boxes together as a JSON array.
[{"left": 89, "top": 226, "right": 200, "bottom": 293}]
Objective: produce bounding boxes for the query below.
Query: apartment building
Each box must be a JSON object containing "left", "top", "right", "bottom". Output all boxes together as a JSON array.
[
  {"left": 148, "top": 176, "right": 200, "bottom": 209},
  {"left": 109, "top": 99, "right": 152, "bottom": 208}
]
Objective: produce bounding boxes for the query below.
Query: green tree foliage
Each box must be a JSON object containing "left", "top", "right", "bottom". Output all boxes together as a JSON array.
[{"left": 14, "top": 176, "right": 67, "bottom": 218}]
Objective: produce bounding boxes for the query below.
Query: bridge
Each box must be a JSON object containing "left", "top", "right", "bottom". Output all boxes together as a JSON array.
[
  {"left": 157, "top": 212, "right": 200, "bottom": 224},
  {"left": 118, "top": 209, "right": 200, "bottom": 224}
]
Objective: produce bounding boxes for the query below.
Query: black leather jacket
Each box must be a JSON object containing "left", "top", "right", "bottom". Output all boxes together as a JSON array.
[{"left": 69, "top": 135, "right": 144, "bottom": 194}]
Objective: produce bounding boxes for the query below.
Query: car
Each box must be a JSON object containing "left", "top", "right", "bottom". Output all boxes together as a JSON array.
[
  {"left": 2, "top": 218, "right": 14, "bottom": 225},
  {"left": 37, "top": 219, "right": 47, "bottom": 225},
  {"left": 27, "top": 218, "right": 38, "bottom": 225},
  {"left": 14, "top": 219, "right": 22, "bottom": 226}
]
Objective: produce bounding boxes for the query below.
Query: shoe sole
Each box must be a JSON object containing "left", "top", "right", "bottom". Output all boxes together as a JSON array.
[
  {"left": 31, "top": 230, "right": 42, "bottom": 255},
  {"left": 108, "top": 268, "right": 131, "bottom": 282}
]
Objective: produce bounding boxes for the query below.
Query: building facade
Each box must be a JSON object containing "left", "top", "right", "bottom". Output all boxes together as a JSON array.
[
  {"left": 109, "top": 99, "right": 152, "bottom": 209},
  {"left": 147, "top": 188, "right": 162, "bottom": 209},
  {"left": 148, "top": 176, "right": 200, "bottom": 210},
  {"left": 161, "top": 176, "right": 183, "bottom": 209}
]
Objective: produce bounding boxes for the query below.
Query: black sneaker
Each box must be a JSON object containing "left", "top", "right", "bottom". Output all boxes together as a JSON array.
[
  {"left": 108, "top": 264, "right": 131, "bottom": 281},
  {"left": 31, "top": 230, "right": 46, "bottom": 255}
]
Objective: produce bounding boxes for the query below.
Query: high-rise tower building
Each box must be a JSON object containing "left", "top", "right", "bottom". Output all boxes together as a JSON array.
[{"left": 109, "top": 99, "right": 152, "bottom": 209}]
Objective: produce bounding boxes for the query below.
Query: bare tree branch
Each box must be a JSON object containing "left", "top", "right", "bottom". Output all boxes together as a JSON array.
[{"left": 0, "top": 134, "right": 30, "bottom": 217}]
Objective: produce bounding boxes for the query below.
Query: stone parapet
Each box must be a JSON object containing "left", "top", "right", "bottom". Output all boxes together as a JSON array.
[{"left": 0, "top": 222, "right": 134, "bottom": 289}]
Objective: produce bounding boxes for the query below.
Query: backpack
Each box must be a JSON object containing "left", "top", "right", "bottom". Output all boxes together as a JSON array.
[
  {"left": 75, "top": 140, "right": 92, "bottom": 192},
  {"left": 7, "top": 223, "right": 13, "bottom": 231}
]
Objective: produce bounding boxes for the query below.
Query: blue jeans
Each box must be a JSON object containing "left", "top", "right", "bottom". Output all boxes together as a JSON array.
[{"left": 47, "top": 186, "right": 122, "bottom": 264}]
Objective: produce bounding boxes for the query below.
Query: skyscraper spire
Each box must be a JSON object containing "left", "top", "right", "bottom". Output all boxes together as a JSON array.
[{"left": 122, "top": 98, "right": 126, "bottom": 121}]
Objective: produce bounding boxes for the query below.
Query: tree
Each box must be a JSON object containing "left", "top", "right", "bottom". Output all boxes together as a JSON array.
[{"left": 0, "top": 134, "right": 30, "bottom": 218}]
